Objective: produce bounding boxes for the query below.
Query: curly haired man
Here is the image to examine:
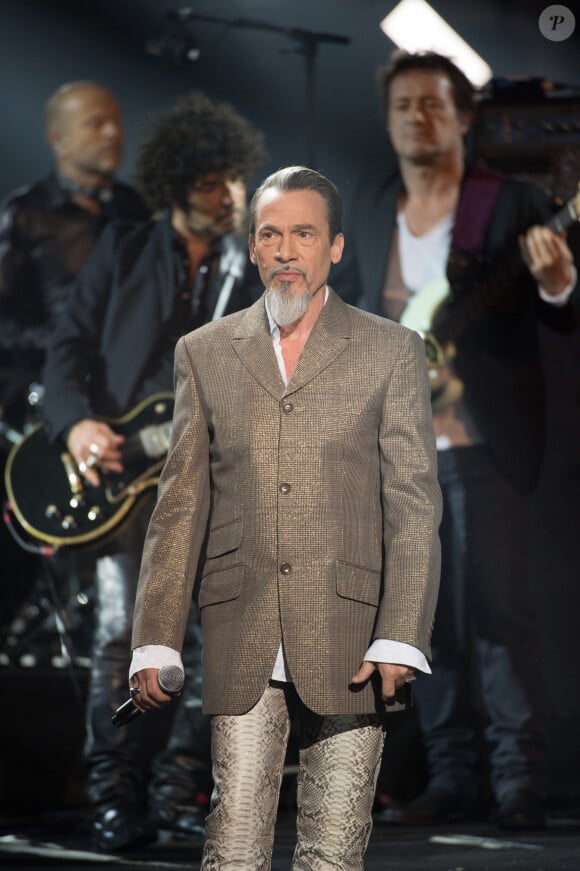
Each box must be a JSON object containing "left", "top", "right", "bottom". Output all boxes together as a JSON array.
[{"left": 42, "top": 91, "right": 267, "bottom": 852}]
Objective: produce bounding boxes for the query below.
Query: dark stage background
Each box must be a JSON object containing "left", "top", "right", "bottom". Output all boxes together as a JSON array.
[
  {"left": 1, "top": 0, "right": 580, "bottom": 812},
  {"left": 1, "top": 0, "right": 580, "bottom": 206}
]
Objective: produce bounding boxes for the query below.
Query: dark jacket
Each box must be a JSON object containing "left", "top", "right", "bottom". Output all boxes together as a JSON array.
[
  {"left": 0, "top": 173, "right": 149, "bottom": 423},
  {"left": 42, "top": 214, "right": 261, "bottom": 442},
  {"left": 334, "top": 167, "right": 576, "bottom": 492}
]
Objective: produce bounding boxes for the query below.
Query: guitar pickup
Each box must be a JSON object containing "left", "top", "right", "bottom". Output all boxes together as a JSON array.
[
  {"left": 60, "top": 451, "right": 84, "bottom": 495},
  {"left": 138, "top": 422, "right": 172, "bottom": 458}
]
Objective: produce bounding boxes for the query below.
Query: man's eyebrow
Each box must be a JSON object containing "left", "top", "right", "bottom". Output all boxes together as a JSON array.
[{"left": 257, "top": 222, "right": 318, "bottom": 232}]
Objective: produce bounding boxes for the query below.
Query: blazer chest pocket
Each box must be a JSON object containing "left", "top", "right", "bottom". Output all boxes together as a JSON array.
[{"left": 335, "top": 561, "right": 381, "bottom": 607}]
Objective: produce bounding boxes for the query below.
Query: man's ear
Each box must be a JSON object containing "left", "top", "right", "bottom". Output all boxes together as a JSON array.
[
  {"left": 459, "top": 112, "right": 473, "bottom": 138},
  {"left": 248, "top": 235, "right": 258, "bottom": 265},
  {"left": 331, "top": 233, "right": 345, "bottom": 264},
  {"left": 47, "top": 129, "right": 64, "bottom": 154}
]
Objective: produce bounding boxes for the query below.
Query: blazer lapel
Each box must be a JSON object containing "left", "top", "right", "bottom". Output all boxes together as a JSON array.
[
  {"left": 355, "top": 175, "right": 403, "bottom": 312},
  {"left": 231, "top": 291, "right": 352, "bottom": 398},
  {"left": 156, "top": 216, "right": 185, "bottom": 322},
  {"left": 285, "top": 289, "right": 351, "bottom": 395},
  {"left": 232, "top": 297, "right": 287, "bottom": 399}
]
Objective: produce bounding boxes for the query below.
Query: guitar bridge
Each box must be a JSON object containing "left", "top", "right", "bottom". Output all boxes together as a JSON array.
[{"left": 138, "top": 422, "right": 172, "bottom": 458}]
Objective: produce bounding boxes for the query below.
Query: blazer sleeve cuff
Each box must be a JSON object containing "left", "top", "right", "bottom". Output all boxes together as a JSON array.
[{"left": 129, "top": 644, "right": 183, "bottom": 679}]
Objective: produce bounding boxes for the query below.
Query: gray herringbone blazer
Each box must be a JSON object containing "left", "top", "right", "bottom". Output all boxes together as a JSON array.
[{"left": 132, "top": 289, "right": 441, "bottom": 716}]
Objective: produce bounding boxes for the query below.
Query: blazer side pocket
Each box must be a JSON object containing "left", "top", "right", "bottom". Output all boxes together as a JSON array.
[
  {"left": 205, "top": 517, "right": 243, "bottom": 559},
  {"left": 335, "top": 560, "right": 381, "bottom": 607},
  {"left": 199, "top": 564, "right": 244, "bottom": 608}
]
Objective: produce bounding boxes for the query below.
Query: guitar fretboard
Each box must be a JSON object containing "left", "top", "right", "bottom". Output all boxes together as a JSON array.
[{"left": 549, "top": 197, "right": 580, "bottom": 234}]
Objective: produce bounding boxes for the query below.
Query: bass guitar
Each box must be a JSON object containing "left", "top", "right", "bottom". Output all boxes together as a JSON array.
[
  {"left": 4, "top": 393, "right": 174, "bottom": 550},
  {"left": 400, "top": 187, "right": 580, "bottom": 412}
]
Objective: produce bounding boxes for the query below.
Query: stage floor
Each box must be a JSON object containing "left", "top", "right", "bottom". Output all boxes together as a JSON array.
[
  {"left": 1, "top": 666, "right": 580, "bottom": 870},
  {"left": 1, "top": 806, "right": 580, "bottom": 870}
]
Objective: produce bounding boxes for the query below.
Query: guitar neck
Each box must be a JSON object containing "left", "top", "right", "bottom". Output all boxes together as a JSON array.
[{"left": 547, "top": 196, "right": 580, "bottom": 234}]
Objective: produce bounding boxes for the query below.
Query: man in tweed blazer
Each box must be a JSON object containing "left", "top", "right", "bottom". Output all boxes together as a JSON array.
[{"left": 130, "top": 166, "right": 441, "bottom": 869}]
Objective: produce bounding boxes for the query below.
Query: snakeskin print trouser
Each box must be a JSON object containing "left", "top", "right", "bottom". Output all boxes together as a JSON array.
[{"left": 201, "top": 681, "right": 386, "bottom": 870}]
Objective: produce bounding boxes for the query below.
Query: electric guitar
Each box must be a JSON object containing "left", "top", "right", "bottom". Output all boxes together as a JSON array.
[
  {"left": 4, "top": 393, "right": 174, "bottom": 550},
  {"left": 400, "top": 188, "right": 580, "bottom": 412}
]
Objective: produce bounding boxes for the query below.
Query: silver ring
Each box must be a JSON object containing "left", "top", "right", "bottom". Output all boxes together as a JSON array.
[
  {"left": 78, "top": 461, "right": 87, "bottom": 474},
  {"left": 86, "top": 454, "right": 98, "bottom": 469},
  {"left": 130, "top": 686, "right": 140, "bottom": 696},
  {"left": 89, "top": 442, "right": 100, "bottom": 456}
]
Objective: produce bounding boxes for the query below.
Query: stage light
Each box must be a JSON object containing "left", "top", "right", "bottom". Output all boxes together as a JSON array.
[
  {"left": 145, "top": 18, "right": 200, "bottom": 64},
  {"left": 379, "top": 0, "right": 492, "bottom": 87}
]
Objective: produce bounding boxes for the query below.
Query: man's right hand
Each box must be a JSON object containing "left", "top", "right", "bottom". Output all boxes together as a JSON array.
[
  {"left": 67, "top": 419, "right": 125, "bottom": 486},
  {"left": 130, "top": 668, "right": 175, "bottom": 713}
]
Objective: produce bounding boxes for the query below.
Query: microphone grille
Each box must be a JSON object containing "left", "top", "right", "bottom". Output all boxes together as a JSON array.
[{"left": 158, "top": 664, "right": 185, "bottom": 693}]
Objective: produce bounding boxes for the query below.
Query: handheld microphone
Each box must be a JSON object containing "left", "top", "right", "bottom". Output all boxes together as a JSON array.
[{"left": 112, "top": 664, "right": 184, "bottom": 727}]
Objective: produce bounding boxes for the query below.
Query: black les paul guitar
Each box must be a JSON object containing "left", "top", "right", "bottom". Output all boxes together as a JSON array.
[{"left": 4, "top": 393, "right": 174, "bottom": 550}]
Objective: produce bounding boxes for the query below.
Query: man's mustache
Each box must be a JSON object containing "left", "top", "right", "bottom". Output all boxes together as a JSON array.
[{"left": 269, "top": 265, "right": 307, "bottom": 280}]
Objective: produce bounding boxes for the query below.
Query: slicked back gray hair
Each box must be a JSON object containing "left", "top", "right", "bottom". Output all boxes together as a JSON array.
[{"left": 248, "top": 166, "right": 343, "bottom": 242}]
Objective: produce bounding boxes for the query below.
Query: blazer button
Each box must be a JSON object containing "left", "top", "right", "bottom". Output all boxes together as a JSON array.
[
  {"left": 280, "top": 563, "right": 292, "bottom": 575},
  {"left": 279, "top": 482, "right": 291, "bottom": 494},
  {"left": 282, "top": 401, "right": 294, "bottom": 413}
]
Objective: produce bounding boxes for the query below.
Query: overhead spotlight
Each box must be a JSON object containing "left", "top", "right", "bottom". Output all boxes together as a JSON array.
[
  {"left": 380, "top": 0, "right": 492, "bottom": 87},
  {"left": 145, "top": 17, "right": 201, "bottom": 64}
]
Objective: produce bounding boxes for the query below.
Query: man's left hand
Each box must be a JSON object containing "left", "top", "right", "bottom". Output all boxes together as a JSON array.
[{"left": 351, "top": 661, "right": 416, "bottom": 703}]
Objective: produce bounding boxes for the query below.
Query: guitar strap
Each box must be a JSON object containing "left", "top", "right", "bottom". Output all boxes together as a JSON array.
[
  {"left": 451, "top": 163, "right": 504, "bottom": 256},
  {"left": 212, "top": 240, "right": 247, "bottom": 321}
]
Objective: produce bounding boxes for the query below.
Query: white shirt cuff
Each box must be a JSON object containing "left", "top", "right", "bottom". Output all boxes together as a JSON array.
[
  {"left": 129, "top": 644, "right": 183, "bottom": 680},
  {"left": 364, "top": 639, "right": 432, "bottom": 674},
  {"left": 538, "top": 267, "right": 577, "bottom": 305}
]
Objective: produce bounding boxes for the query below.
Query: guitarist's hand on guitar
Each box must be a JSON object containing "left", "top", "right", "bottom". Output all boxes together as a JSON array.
[
  {"left": 67, "top": 419, "right": 125, "bottom": 487},
  {"left": 520, "top": 225, "right": 575, "bottom": 298},
  {"left": 6, "top": 394, "right": 174, "bottom": 547}
]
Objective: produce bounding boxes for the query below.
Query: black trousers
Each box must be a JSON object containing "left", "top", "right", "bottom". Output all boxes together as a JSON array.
[
  {"left": 413, "top": 446, "right": 546, "bottom": 802},
  {"left": 83, "top": 501, "right": 210, "bottom": 812}
]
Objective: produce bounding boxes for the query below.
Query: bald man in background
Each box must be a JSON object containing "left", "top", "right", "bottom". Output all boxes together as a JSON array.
[
  {"left": 0, "top": 82, "right": 148, "bottom": 836},
  {"left": 0, "top": 80, "right": 148, "bottom": 436}
]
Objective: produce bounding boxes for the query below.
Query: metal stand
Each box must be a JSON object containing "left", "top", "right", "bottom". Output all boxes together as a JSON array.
[
  {"left": 153, "top": 10, "right": 351, "bottom": 168},
  {"left": 1, "top": 500, "right": 92, "bottom": 708}
]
